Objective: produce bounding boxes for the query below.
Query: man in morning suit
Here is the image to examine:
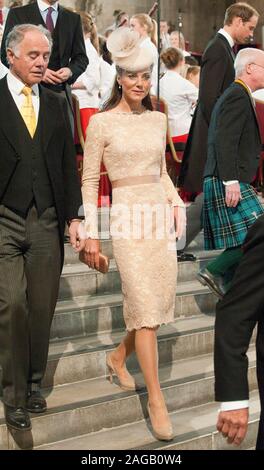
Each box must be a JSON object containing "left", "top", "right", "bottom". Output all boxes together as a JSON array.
[
  {"left": 197, "top": 48, "right": 264, "bottom": 298},
  {"left": 1, "top": 0, "right": 88, "bottom": 128},
  {"left": 177, "top": 2, "right": 259, "bottom": 262},
  {"left": 208, "top": 48, "right": 264, "bottom": 449},
  {"left": 0, "top": 24, "right": 84, "bottom": 432}
]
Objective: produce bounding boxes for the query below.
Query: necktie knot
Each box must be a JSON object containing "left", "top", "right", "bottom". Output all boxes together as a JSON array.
[{"left": 22, "top": 86, "right": 32, "bottom": 97}]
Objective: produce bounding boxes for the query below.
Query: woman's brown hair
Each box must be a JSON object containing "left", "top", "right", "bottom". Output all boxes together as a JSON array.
[
  {"left": 161, "top": 47, "right": 184, "bottom": 70},
  {"left": 79, "top": 11, "right": 99, "bottom": 53}
]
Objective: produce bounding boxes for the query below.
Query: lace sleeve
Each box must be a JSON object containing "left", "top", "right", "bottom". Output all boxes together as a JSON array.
[
  {"left": 81, "top": 114, "right": 105, "bottom": 238},
  {"left": 160, "top": 116, "right": 185, "bottom": 208}
]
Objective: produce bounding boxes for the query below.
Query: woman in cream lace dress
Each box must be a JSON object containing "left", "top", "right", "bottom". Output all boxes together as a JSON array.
[{"left": 82, "top": 28, "right": 186, "bottom": 442}]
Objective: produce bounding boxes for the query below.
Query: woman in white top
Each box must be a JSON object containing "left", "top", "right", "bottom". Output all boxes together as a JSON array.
[
  {"left": 160, "top": 47, "right": 198, "bottom": 144},
  {"left": 170, "top": 30, "right": 190, "bottom": 57},
  {"left": 72, "top": 12, "right": 100, "bottom": 139},
  {"left": 130, "top": 14, "right": 159, "bottom": 94}
]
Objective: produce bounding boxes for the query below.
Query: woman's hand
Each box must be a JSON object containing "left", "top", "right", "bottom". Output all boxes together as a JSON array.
[
  {"left": 174, "top": 206, "right": 186, "bottom": 240},
  {"left": 84, "top": 239, "right": 100, "bottom": 270}
]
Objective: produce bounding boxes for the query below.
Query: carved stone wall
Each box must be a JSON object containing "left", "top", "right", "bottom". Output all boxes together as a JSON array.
[{"left": 17, "top": 1, "right": 263, "bottom": 51}]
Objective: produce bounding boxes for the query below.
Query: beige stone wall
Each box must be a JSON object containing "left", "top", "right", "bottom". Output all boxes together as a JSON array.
[
  {"left": 16, "top": 1, "right": 264, "bottom": 51},
  {"left": 59, "top": 0, "right": 231, "bottom": 52}
]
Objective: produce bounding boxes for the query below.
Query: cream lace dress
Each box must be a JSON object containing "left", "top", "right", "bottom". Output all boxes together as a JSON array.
[{"left": 82, "top": 110, "right": 185, "bottom": 331}]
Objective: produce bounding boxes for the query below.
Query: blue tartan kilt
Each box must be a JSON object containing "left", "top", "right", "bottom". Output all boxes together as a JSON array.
[{"left": 203, "top": 176, "right": 264, "bottom": 250}]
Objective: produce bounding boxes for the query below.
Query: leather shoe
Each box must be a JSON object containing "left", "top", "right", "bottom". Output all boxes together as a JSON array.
[
  {"left": 197, "top": 268, "right": 227, "bottom": 299},
  {"left": 177, "top": 251, "right": 197, "bottom": 262},
  {"left": 4, "top": 404, "right": 31, "bottom": 431},
  {"left": 26, "top": 390, "right": 47, "bottom": 413}
]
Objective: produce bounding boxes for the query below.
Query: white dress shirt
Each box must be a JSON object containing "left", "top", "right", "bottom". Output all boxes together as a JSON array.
[
  {"left": 7, "top": 71, "right": 40, "bottom": 121},
  {"left": 37, "top": 0, "right": 58, "bottom": 27},
  {"left": 218, "top": 28, "right": 235, "bottom": 48},
  {"left": 160, "top": 69, "right": 198, "bottom": 137},
  {"left": 72, "top": 38, "right": 100, "bottom": 109},
  {"left": 140, "top": 37, "right": 159, "bottom": 95}
]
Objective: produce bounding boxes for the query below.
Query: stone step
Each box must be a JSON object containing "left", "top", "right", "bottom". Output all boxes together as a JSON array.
[
  {"left": 52, "top": 282, "right": 216, "bottom": 341},
  {"left": 44, "top": 315, "right": 217, "bottom": 388},
  {"left": 59, "top": 257, "right": 220, "bottom": 300},
  {"left": 35, "top": 398, "right": 260, "bottom": 451},
  {"left": 64, "top": 239, "right": 222, "bottom": 266},
  {"left": 0, "top": 350, "right": 257, "bottom": 450}
]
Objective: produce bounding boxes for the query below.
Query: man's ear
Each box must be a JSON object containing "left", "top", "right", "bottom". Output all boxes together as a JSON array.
[{"left": 6, "top": 48, "right": 14, "bottom": 66}]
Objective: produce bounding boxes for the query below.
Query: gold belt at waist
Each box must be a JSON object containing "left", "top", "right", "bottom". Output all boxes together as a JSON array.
[{"left": 111, "top": 175, "right": 160, "bottom": 189}]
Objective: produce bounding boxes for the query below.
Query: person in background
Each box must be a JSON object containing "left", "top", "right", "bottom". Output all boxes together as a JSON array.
[
  {"left": 178, "top": 2, "right": 259, "bottom": 263},
  {"left": 115, "top": 11, "right": 129, "bottom": 28},
  {"left": 1, "top": 0, "right": 88, "bottom": 131},
  {"left": 170, "top": 30, "right": 190, "bottom": 57},
  {"left": 130, "top": 14, "right": 159, "bottom": 94},
  {"left": 197, "top": 48, "right": 264, "bottom": 298},
  {"left": 160, "top": 20, "right": 170, "bottom": 50},
  {"left": 0, "top": 0, "right": 9, "bottom": 27},
  {"left": 98, "top": 35, "right": 116, "bottom": 108},
  {"left": 160, "top": 47, "right": 198, "bottom": 144},
  {"left": 186, "top": 65, "right": 200, "bottom": 89},
  {"left": 71, "top": 11, "right": 100, "bottom": 139}
]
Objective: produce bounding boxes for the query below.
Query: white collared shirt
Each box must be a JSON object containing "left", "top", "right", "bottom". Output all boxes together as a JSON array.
[
  {"left": 37, "top": 0, "right": 59, "bottom": 27},
  {"left": 7, "top": 71, "right": 40, "bottom": 120},
  {"left": 160, "top": 69, "right": 198, "bottom": 137},
  {"left": 218, "top": 28, "right": 235, "bottom": 49}
]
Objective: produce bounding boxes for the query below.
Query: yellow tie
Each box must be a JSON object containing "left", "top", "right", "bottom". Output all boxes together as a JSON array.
[{"left": 20, "top": 86, "right": 37, "bottom": 138}]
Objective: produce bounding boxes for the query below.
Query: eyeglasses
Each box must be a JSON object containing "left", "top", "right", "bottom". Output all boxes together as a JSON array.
[{"left": 250, "top": 63, "right": 264, "bottom": 70}]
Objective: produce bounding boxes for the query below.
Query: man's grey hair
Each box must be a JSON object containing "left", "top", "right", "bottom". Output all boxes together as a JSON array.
[
  {"left": 6, "top": 24, "right": 53, "bottom": 58},
  {"left": 234, "top": 47, "right": 264, "bottom": 77}
]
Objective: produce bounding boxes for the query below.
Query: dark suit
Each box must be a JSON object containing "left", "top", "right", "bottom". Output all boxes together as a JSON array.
[
  {"left": 0, "top": 76, "right": 82, "bottom": 407},
  {"left": 204, "top": 81, "right": 261, "bottom": 182},
  {"left": 178, "top": 33, "right": 235, "bottom": 192},
  {"left": 215, "top": 213, "right": 264, "bottom": 450},
  {"left": 1, "top": 3, "right": 88, "bottom": 84}
]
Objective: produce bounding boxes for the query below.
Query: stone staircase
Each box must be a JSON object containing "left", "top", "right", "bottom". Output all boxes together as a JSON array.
[{"left": 0, "top": 231, "right": 259, "bottom": 450}]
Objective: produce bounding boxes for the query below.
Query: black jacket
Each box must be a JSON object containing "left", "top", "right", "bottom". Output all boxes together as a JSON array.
[
  {"left": 178, "top": 33, "right": 235, "bottom": 192},
  {"left": 1, "top": 3, "right": 88, "bottom": 84},
  {"left": 0, "top": 76, "right": 82, "bottom": 264},
  {"left": 204, "top": 82, "right": 261, "bottom": 183}
]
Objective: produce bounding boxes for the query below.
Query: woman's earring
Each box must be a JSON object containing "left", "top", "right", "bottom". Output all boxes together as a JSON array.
[{"left": 118, "top": 84, "right": 122, "bottom": 90}]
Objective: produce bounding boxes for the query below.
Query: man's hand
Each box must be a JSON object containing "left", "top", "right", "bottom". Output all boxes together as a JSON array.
[
  {"left": 56, "top": 67, "right": 72, "bottom": 82},
  {"left": 42, "top": 67, "right": 72, "bottom": 84},
  {"left": 225, "top": 182, "right": 241, "bottom": 208},
  {"left": 42, "top": 68, "right": 64, "bottom": 84},
  {"left": 217, "top": 408, "right": 249, "bottom": 446},
  {"left": 69, "top": 221, "right": 85, "bottom": 252}
]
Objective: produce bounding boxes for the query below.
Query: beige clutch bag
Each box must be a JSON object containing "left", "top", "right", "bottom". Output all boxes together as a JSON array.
[{"left": 79, "top": 251, "right": 110, "bottom": 274}]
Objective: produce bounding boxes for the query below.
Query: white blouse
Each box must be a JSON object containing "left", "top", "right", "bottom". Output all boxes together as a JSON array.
[
  {"left": 72, "top": 38, "right": 100, "bottom": 109},
  {"left": 160, "top": 69, "right": 198, "bottom": 137}
]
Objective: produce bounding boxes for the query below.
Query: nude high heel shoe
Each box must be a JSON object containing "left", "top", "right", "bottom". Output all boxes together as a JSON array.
[
  {"left": 147, "top": 401, "right": 174, "bottom": 441},
  {"left": 106, "top": 352, "right": 141, "bottom": 391}
]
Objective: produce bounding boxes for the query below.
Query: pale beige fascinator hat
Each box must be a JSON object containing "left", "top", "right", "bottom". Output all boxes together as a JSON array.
[{"left": 107, "top": 27, "right": 154, "bottom": 72}]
